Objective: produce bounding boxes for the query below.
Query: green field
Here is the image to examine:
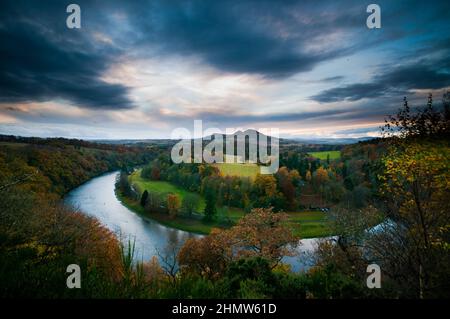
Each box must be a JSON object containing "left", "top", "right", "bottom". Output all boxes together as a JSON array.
[
  {"left": 120, "top": 170, "right": 331, "bottom": 238},
  {"left": 130, "top": 170, "right": 206, "bottom": 210},
  {"left": 214, "top": 162, "right": 260, "bottom": 179},
  {"left": 287, "top": 211, "right": 331, "bottom": 238},
  {"left": 309, "top": 150, "right": 341, "bottom": 160}
]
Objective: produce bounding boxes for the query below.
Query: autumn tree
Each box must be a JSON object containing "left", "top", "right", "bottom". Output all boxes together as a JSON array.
[
  {"left": 368, "top": 140, "right": 450, "bottom": 298},
  {"left": 305, "top": 170, "right": 312, "bottom": 182},
  {"left": 252, "top": 174, "right": 283, "bottom": 209},
  {"left": 313, "top": 166, "right": 329, "bottom": 186},
  {"left": 312, "top": 166, "right": 330, "bottom": 205},
  {"left": 289, "top": 169, "right": 301, "bottom": 186},
  {"left": 356, "top": 96, "right": 450, "bottom": 298},
  {"left": 142, "top": 256, "right": 165, "bottom": 288},
  {"left": 178, "top": 207, "right": 299, "bottom": 278},
  {"left": 311, "top": 96, "right": 450, "bottom": 298},
  {"left": 276, "top": 167, "right": 297, "bottom": 210},
  {"left": 177, "top": 228, "right": 234, "bottom": 279},
  {"left": 229, "top": 207, "right": 299, "bottom": 266},
  {"left": 253, "top": 174, "right": 277, "bottom": 198},
  {"left": 151, "top": 165, "right": 161, "bottom": 180},
  {"left": 167, "top": 194, "right": 181, "bottom": 218}
]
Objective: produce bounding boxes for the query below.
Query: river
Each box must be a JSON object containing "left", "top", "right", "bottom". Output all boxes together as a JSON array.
[{"left": 64, "top": 171, "right": 320, "bottom": 272}]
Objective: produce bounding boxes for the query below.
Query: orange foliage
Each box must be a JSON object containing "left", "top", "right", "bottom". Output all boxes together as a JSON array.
[{"left": 178, "top": 207, "right": 299, "bottom": 277}]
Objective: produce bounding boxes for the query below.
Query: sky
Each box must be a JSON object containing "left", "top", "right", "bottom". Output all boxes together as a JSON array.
[{"left": 0, "top": 0, "right": 449, "bottom": 140}]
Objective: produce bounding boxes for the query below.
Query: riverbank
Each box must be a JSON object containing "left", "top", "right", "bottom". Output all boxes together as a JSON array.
[
  {"left": 117, "top": 170, "right": 332, "bottom": 238},
  {"left": 116, "top": 189, "right": 214, "bottom": 234}
]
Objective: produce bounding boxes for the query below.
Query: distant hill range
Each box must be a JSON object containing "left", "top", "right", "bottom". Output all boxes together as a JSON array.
[
  {"left": 92, "top": 129, "right": 375, "bottom": 147},
  {"left": 287, "top": 136, "right": 375, "bottom": 145},
  {"left": 1, "top": 130, "right": 375, "bottom": 151}
]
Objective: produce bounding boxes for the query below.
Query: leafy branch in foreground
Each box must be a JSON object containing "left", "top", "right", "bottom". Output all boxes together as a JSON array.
[{"left": 382, "top": 93, "right": 450, "bottom": 140}]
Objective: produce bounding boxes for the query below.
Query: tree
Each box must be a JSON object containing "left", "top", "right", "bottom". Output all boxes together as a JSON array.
[
  {"left": 142, "top": 256, "right": 165, "bottom": 287},
  {"left": 370, "top": 140, "right": 450, "bottom": 298},
  {"left": 117, "top": 171, "right": 132, "bottom": 197},
  {"left": 225, "top": 257, "right": 276, "bottom": 298},
  {"left": 178, "top": 207, "right": 299, "bottom": 278},
  {"left": 140, "top": 190, "right": 149, "bottom": 207},
  {"left": 252, "top": 174, "right": 282, "bottom": 209},
  {"left": 140, "top": 165, "right": 152, "bottom": 179},
  {"left": 337, "top": 99, "right": 450, "bottom": 298},
  {"left": 181, "top": 193, "right": 200, "bottom": 216},
  {"left": 151, "top": 166, "right": 161, "bottom": 180},
  {"left": 276, "top": 167, "right": 297, "bottom": 209},
  {"left": 144, "top": 191, "right": 166, "bottom": 214},
  {"left": 228, "top": 208, "right": 299, "bottom": 266},
  {"left": 305, "top": 170, "right": 312, "bottom": 182},
  {"left": 167, "top": 194, "right": 181, "bottom": 218},
  {"left": 311, "top": 98, "right": 450, "bottom": 298},
  {"left": 289, "top": 169, "right": 301, "bottom": 187},
  {"left": 443, "top": 90, "right": 450, "bottom": 121},
  {"left": 203, "top": 189, "right": 217, "bottom": 221},
  {"left": 177, "top": 228, "right": 231, "bottom": 279},
  {"left": 312, "top": 166, "right": 330, "bottom": 205},
  {"left": 382, "top": 94, "right": 450, "bottom": 139},
  {"left": 253, "top": 174, "right": 277, "bottom": 198},
  {"left": 313, "top": 166, "right": 329, "bottom": 186}
]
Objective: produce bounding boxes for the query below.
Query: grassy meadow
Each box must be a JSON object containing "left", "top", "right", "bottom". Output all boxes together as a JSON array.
[
  {"left": 287, "top": 211, "right": 331, "bottom": 238},
  {"left": 309, "top": 150, "right": 341, "bottom": 160},
  {"left": 130, "top": 170, "right": 206, "bottom": 210},
  {"left": 213, "top": 162, "right": 260, "bottom": 179}
]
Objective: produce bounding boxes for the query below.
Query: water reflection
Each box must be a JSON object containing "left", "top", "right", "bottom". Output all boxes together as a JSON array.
[{"left": 65, "top": 171, "right": 200, "bottom": 261}]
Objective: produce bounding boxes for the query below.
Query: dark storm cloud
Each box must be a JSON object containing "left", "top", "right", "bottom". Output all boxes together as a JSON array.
[
  {"left": 311, "top": 83, "right": 390, "bottom": 103},
  {"left": 133, "top": 0, "right": 450, "bottom": 79},
  {"left": 0, "top": 1, "right": 133, "bottom": 109},
  {"left": 135, "top": 0, "right": 365, "bottom": 78},
  {"left": 311, "top": 58, "right": 450, "bottom": 103}
]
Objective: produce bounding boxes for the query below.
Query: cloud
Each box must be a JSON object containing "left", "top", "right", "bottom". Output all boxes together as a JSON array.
[
  {"left": 320, "top": 76, "right": 345, "bottom": 82},
  {"left": 333, "top": 126, "right": 381, "bottom": 135},
  {"left": 150, "top": 103, "right": 392, "bottom": 128},
  {"left": 311, "top": 58, "right": 450, "bottom": 103},
  {"left": 311, "top": 83, "right": 388, "bottom": 103},
  {"left": 126, "top": 0, "right": 368, "bottom": 79},
  {"left": 0, "top": 1, "right": 133, "bottom": 110}
]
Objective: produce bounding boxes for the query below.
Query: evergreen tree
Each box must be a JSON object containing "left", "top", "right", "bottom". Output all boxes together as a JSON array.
[
  {"left": 140, "top": 190, "right": 149, "bottom": 207},
  {"left": 203, "top": 189, "right": 217, "bottom": 221}
]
